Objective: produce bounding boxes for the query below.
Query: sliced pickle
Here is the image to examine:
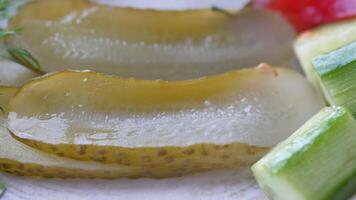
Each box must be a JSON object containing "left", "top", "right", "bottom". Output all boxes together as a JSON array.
[
  {"left": 7, "top": 0, "right": 295, "bottom": 80},
  {"left": 0, "top": 87, "right": 204, "bottom": 179},
  {"left": 8, "top": 65, "right": 323, "bottom": 168},
  {"left": 0, "top": 61, "right": 38, "bottom": 86}
]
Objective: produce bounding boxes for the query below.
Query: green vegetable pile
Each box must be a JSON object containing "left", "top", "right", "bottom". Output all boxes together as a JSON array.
[{"left": 253, "top": 19, "right": 356, "bottom": 200}]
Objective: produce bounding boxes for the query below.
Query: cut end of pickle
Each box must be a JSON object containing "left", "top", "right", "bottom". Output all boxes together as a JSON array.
[
  {"left": 252, "top": 107, "right": 356, "bottom": 200},
  {"left": 7, "top": 66, "right": 323, "bottom": 167},
  {"left": 8, "top": 0, "right": 295, "bottom": 80}
]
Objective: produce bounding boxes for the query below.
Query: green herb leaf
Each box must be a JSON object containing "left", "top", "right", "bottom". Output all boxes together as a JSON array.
[
  {"left": 7, "top": 47, "right": 42, "bottom": 72},
  {"left": 0, "top": 180, "right": 5, "bottom": 198},
  {"left": 0, "top": 28, "right": 21, "bottom": 39},
  {"left": 0, "top": 27, "right": 42, "bottom": 73},
  {"left": 0, "top": 0, "right": 41, "bottom": 73}
]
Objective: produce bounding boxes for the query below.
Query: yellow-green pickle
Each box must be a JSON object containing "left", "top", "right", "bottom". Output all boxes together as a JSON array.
[{"left": 7, "top": 66, "right": 322, "bottom": 172}]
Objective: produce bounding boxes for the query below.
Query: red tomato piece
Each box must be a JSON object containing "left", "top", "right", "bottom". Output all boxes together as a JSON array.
[{"left": 253, "top": 0, "right": 356, "bottom": 32}]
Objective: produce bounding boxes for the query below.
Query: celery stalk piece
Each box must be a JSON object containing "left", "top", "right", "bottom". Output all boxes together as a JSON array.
[
  {"left": 252, "top": 107, "right": 356, "bottom": 200},
  {"left": 312, "top": 40, "right": 356, "bottom": 117},
  {"left": 294, "top": 18, "right": 356, "bottom": 99}
]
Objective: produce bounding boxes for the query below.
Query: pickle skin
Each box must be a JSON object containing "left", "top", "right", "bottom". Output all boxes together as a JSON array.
[
  {"left": 8, "top": 135, "right": 267, "bottom": 169},
  {"left": 0, "top": 158, "right": 216, "bottom": 179}
]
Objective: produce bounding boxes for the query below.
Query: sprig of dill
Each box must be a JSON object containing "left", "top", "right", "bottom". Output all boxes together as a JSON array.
[
  {"left": 0, "top": 0, "right": 41, "bottom": 73},
  {"left": 0, "top": 28, "right": 42, "bottom": 72}
]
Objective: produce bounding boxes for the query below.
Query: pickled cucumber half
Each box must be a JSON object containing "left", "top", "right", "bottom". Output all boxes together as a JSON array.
[
  {"left": 8, "top": 65, "right": 323, "bottom": 168},
  {"left": 7, "top": 0, "right": 295, "bottom": 80},
  {"left": 0, "top": 87, "right": 200, "bottom": 179},
  {"left": 294, "top": 18, "right": 356, "bottom": 98},
  {"left": 252, "top": 107, "right": 356, "bottom": 200}
]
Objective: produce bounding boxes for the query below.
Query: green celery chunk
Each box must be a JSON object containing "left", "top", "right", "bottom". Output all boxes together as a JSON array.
[
  {"left": 312, "top": 40, "right": 356, "bottom": 117},
  {"left": 252, "top": 107, "right": 356, "bottom": 200},
  {"left": 294, "top": 18, "right": 356, "bottom": 101}
]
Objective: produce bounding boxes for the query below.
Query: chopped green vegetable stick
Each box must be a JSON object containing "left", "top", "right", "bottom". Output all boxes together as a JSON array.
[
  {"left": 312, "top": 40, "right": 356, "bottom": 117},
  {"left": 294, "top": 18, "right": 356, "bottom": 101},
  {"left": 252, "top": 107, "right": 356, "bottom": 200}
]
